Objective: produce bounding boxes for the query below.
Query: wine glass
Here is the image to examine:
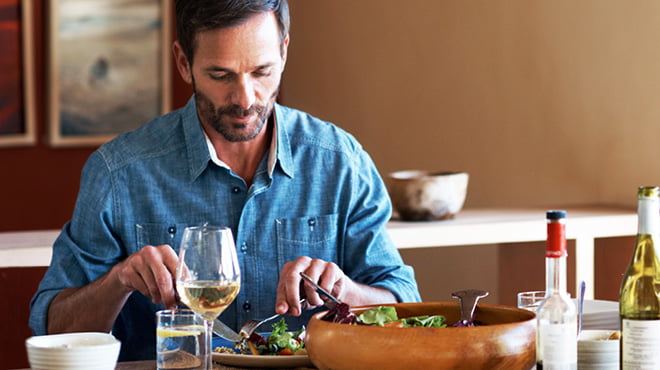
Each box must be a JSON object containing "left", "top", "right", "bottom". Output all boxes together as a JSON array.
[{"left": 176, "top": 226, "right": 241, "bottom": 370}]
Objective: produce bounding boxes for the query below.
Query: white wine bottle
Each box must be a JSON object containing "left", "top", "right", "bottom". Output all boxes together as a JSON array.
[
  {"left": 536, "top": 210, "right": 577, "bottom": 370},
  {"left": 619, "top": 186, "right": 660, "bottom": 369}
]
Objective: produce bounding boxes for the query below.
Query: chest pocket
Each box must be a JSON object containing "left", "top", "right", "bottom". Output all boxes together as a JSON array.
[
  {"left": 135, "top": 223, "right": 188, "bottom": 254},
  {"left": 275, "top": 214, "right": 338, "bottom": 267}
]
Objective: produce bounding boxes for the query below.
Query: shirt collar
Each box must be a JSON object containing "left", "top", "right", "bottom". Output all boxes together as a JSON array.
[
  {"left": 272, "top": 103, "right": 294, "bottom": 178},
  {"left": 181, "top": 97, "right": 211, "bottom": 182},
  {"left": 203, "top": 114, "right": 279, "bottom": 176},
  {"left": 183, "top": 97, "right": 294, "bottom": 181}
]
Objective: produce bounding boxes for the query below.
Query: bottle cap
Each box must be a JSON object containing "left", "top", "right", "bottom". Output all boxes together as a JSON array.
[
  {"left": 638, "top": 186, "right": 660, "bottom": 198},
  {"left": 546, "top": 210, "right": 567, "bottom": 220},
  {"left": 546, "top": 210, "right": 567, "bottom": 257}
]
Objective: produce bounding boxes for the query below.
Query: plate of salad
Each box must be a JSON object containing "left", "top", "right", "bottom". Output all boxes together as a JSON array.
[{"left": 212, "top": 318, "right": 312, "bottom": 368}]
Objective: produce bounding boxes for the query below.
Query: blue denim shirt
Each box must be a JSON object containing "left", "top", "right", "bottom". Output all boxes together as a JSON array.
[{"left": 29, "top": 97, "right": 420, "bottom": 361}]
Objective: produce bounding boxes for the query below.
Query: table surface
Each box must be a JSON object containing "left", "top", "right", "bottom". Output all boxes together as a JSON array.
[{"left": 16, "top": 360, "right": 316, "bottom": 370}]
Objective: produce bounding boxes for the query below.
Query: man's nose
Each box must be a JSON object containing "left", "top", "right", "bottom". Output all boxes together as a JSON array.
[{"left": 231, "top": 75, "right": 256, "bottom": 110}]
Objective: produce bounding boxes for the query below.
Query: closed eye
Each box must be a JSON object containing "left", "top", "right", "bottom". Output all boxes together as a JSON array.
[
  {"left": 253, "top": 66, "right": 272, "bottom": 77},
  {"left": 210, "top": 74, "right": 230, "bottom": 81}
]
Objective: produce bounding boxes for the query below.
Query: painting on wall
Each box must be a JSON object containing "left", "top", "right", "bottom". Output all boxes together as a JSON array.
[
  {"left": 47, "top": 0, "right": 171, "bottom": 147},
  {"left": 0, "top": 0, "right": 36, "bottom": 147}
]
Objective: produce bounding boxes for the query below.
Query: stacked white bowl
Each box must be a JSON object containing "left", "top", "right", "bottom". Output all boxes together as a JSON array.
[
  {"left": 577, "top": 329, "right": 619, "bottom": 370},
  {"left": 25, "top": 332, "right": 121, "bottom": 370}
]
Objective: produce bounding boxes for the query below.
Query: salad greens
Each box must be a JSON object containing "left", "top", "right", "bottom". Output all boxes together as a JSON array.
[
  {"left": 321, "top": 302, "right": 356, "bottom": 324},
  {"left": 357, "top": 306, "right": 398, "bottom": 326},
  {"left": 247, "top": 318, "right": 305, "bottom": 355},
  {"left": 356, "top": 306, "right": 447, "bottom": 328}
]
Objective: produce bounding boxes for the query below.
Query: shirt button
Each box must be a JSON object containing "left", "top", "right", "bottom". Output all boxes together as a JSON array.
[
  {"left": 168, "top": 225, "right": 176, "bottom": 234},
  {"left": 232, "top": 187, "right": 241, "bottom": 194},
  {"left": 243, "top": 301, "right": 251, "bottom": 312},
  {"left": 240, "top": 242, "right": 248, "bottom": 253}
]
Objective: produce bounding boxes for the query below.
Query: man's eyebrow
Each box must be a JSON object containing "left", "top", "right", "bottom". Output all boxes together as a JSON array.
[{"left": 203, "top": 63, "right": 276, "bottom": 73}]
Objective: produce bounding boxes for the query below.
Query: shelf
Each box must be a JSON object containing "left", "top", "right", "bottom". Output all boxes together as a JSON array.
[
  {"left": 0, "top": 206, "right": 637, "bottom": 300},
  {"left": 387, "top": 206, "right": 637, "bottom": 299},
  {"left": 0, "top": 229, "right": 56, "bottom": 268},
  {"left": 387, "top": 206, "right": 636, "bottom": 248}
]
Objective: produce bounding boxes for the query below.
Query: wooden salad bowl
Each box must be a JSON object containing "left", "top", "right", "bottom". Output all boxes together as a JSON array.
[{"left": 305, "top": 302, "right": 536, "bottom": 370}]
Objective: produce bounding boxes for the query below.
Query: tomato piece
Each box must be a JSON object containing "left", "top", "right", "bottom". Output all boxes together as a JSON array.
[
  {"left": 383, "top": 321, "right": 405, "bottom": 328},
  {"left": 247, "top": 341, "right": 260, "bottom": 355},
  {"left": 278, "top": 348, "right": 293, "bottom": 356}
]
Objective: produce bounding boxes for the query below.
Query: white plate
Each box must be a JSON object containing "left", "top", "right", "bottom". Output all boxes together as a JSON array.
[
  {"left": 212, "top": 352, "right": 313, "bottom": 368},
  {"left": 211, "top": 335, "right": 312, "bottom": 368},
  {"left": 573, "top": 299, "right": 619, "bottom": 330},
  {"left": 583, "top": 300, "right": 619, "bottom": 330}
]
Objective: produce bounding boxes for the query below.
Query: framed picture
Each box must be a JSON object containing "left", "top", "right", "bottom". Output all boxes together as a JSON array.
[
  {"left": 0, "top": 0, "right": 36, "bottom": 147},
  {"left": 47, "top": 0, "right": 171, "bottom": 147}
]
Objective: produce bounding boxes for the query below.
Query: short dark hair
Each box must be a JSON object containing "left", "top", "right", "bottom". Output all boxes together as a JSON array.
[{"left": 174, "top": 0, "right": 290, "bottom": 65}]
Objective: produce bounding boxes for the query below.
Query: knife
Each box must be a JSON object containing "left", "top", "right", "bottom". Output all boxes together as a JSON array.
[
  {"left": 300, "top": 272, "right": 341, "bottom": 308},
  {"left": 212, "top": 319, "right": 243, "bottom": 342}
]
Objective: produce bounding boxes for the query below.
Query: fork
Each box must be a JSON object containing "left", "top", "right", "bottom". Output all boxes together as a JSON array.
[{"left": 239, "top": 298, "right": 306, "bottom": 340}]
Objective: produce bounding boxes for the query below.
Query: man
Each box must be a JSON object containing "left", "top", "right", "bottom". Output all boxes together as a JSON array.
[{"left": 30, "top": 0, "right": 420, "bottom": 361}]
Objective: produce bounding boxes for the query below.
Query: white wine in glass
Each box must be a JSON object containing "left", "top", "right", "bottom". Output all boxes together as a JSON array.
[
  {"left": 177, "top": 280, "right": 240, "bottom": 321},
  {"left": 176, "top": 226, "right": 241, "bottom": 370}
]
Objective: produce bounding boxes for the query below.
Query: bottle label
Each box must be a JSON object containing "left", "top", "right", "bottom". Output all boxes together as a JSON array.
[
  {"left": 538, "top": 322, "right": 577, "bottom": 367},
  {"left": 622, "top": 319, "right": 660, "bottom": 369}
]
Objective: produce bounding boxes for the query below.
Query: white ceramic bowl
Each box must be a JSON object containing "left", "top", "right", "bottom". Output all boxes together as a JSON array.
[
  {"left": 387, "top": 170, "right": 469, "bottom": 221},
  {"left": 26, "top": 332, "right": 121, "bottom": 370},
  {"left": 577, "top": 330, "right": 619, "bottom": 370}
]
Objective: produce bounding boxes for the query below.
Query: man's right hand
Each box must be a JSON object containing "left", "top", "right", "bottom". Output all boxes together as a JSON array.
[
  {"left": 47, "top": 244, "right": 179, "bottom": 334},
  {"left": 114, "top": 244, "right": 179, "bottom": 308}
]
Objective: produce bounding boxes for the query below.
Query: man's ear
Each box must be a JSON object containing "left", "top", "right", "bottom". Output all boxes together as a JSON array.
[
  {"left": 172, "top": 41, "right": 193, "bottom": 84},
  {"left": 280, "top": 35, "right": 290, "bottom": 72}
]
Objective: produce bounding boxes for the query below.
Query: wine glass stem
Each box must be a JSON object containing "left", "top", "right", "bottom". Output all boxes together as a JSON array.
[{"left": 204, "top": 319, "right": 213, "bottom": 370}]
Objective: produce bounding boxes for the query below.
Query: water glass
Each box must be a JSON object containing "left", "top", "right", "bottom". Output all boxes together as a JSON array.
[
  {"left": 517, "top": 291, "right": 546, "bottom": 312},
  {"left": 156, "top": 309, "right": 205, "bottom": 370}
]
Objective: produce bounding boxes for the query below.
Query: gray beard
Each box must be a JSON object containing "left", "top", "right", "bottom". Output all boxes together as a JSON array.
[{"left": 193, "top": 80, "right": 278, "bottom": 142}]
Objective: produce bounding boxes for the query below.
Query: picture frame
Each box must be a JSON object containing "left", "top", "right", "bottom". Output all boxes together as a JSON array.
[
  {"left": 47, "top": 0, "right": 172, "bottom": 147},
  {"left": 0, "top": 0, "right": 36, "bottom": 147}
]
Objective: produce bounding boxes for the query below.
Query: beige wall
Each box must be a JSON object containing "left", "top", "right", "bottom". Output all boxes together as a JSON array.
[
  {"left": 283, "top": 0, "right": 652, "bottom": 303},
  {"left": 284, "top": 0, "right": 660, "bottom": 209}
]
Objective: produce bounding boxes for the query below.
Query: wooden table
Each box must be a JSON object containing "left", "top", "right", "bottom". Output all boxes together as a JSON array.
[{"left": 17, "top": 360, "right": 315, "bottom": 370}]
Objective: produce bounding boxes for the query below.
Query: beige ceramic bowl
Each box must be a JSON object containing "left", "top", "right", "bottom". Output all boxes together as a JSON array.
[
  {"left": 26, "top": 332, "right": 120, "bottom": 370},
  {"left": 306, "top": 302, "right": 535, "bottom": 370},
  {"left": 387, "top": 170, "right": 469, "bottom": 221}
]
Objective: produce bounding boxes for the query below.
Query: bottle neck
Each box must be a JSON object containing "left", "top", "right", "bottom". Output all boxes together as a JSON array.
[
  {"left": 546, "top": 254, "right": 567, "bottom": 293},
  {"left": 546, "top": 218, "right": 568, "bottom": 294},
  {"left": 638, "top": 196, "right": 660, "bottom": 236}
]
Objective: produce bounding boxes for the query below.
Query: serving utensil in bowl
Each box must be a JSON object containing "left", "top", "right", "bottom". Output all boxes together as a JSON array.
[
  {"left": 305, "top": 302, "right": 536, "bottom": 370},
  {"left": 452, "top": 289, "right": 489, "bottom": 327}
]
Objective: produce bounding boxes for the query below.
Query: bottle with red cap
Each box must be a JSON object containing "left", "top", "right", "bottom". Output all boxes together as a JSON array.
[{"left": 536, "top": 210, "right": 577, "bottom": 369}]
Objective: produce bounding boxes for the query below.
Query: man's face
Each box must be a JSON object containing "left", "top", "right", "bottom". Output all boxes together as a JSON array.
[{"left": 187, "top": 12, "right": 288, "bottom": 142}]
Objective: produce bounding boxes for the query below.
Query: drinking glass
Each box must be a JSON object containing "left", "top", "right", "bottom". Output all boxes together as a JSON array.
[
  {"left": 156, "top": 309, "right": 205, "bottom": 370},
  {"left": 176, "top": 226, "right": 241, "bottom": 370},
  {"left": 517, "top": 290, "right": 546, "bottom": 312}
]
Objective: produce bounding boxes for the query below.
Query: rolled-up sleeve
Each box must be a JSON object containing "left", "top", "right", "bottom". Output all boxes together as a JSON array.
[
  {"left": 343, "top": 147, "right": 421, "bottom": 303},
  {"left": 29, "top": 151, "right": 123, "bottom": 335}
]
